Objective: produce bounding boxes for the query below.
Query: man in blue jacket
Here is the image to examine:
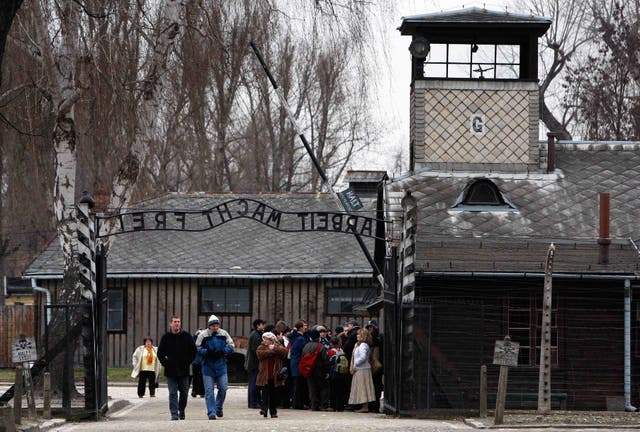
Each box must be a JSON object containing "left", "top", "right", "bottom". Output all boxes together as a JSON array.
[{"left": 195, "top": 314, "right": 235, "bottom": 420}]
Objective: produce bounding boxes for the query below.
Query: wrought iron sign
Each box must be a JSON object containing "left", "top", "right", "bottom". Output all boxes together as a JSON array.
[{"left": 96, "top": 198, "right": 383, "bottom": 239}]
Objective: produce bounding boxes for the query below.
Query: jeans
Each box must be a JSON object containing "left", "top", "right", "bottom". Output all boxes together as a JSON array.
[
  {"left": 248, "top": 369, "right": 261, "bottom": 407},
  {"left": 166, "top": 375, "right": 190, "bottom": 419},
  {"left": 203, "top": 373, "right": 228, "bottom": 417}
]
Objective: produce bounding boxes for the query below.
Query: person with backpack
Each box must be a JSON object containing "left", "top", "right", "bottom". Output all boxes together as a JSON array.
[
  {"left": 328, "top": 336, "right": 349, "bottom": 411},
  {"left": 300, "top": 328, "right": 330, "bottom": 411}
]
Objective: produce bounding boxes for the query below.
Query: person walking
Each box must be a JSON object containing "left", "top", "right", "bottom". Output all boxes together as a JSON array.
[
  {"left": 196, "top": 314, "right": 235, "bottom": 420},
  {"left": 256, "top": 331, "right": 288, "bottom": 418},
  {"left": 131, "top": 337, "right": 161, "bottom": 399},
  {"left": 158, "top": 316, "right": 197, "bottom": 420},
  {"left": 348, "top": 328, "right": 376, "bottom": 413},
  {"left": 247, "top": 318, "right": 266, "bottom": 408}
]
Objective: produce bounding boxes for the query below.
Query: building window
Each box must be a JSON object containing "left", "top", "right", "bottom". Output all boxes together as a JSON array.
[
  {"left": 326, "top": 287, "right": 373, "bottom": 315},
  {"left": 507, "top": 294, "right": 558, "bottom": 367},
  {"left": 423, "top": 43, "right": 520, "bottom": 79},
  {"left": 107, "top": 280, "right": 126, "bottom": 333},
  {"left": 200, "top": 286, "right": 251, "bottom": 314},
  {"left": 451, "top": 179, "right": 518, "bottom": 212}
]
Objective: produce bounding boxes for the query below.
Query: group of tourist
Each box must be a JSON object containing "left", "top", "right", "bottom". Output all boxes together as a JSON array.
[
  {"left": 246, "top": 318, "right": 383, "bottom": 416},
  {"left": 130, "top": 314, "right": 383, "bottom": 421}
]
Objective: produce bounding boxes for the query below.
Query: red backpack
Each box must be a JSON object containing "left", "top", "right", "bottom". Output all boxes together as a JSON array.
[{"left": 298, "top": 343, "right": 321, "bottom": 378}]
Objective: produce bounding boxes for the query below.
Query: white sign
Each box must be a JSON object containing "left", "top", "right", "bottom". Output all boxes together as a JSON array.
[
  {"left": 12, "top": 336, "right": 37, "bottom": 363},
  {"left": 470, "top": 114, "right": 486, "bottom": 136},
  {"left": 493, "top": 339, "right": 520, "bottom": 367}
]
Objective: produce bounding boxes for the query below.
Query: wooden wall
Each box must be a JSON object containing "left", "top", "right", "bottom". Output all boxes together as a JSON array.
[
  {"left": 108, "top": 276, "right": 378, "bottom": 368},
  {"left": 32, "top": 276, "right": 379, "bottom": 368},
  {"left": 0, "top": 304, "right": 36, "bottom": 367}
]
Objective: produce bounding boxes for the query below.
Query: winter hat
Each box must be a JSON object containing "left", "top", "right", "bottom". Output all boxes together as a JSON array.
[
  {"left": 315, "top": 325, "right": 327, "bottom": 332},
  {"left": 335, "top": 326, "right": 344, "bottom": 334},
  {"left": 262, "top": 332, "right": 277, "bottom": 341},
  {"left": 207, "top": 314, "right": 220, "bottom": 326},
  {"left": 346, "top": 319, "right": 359, "bottom": 327},
  {"left": 308, "top": 329, "right": 320, "bottom": 341},
  {"left": 365, "top": 320, "right": 378, "bottom": 330}
]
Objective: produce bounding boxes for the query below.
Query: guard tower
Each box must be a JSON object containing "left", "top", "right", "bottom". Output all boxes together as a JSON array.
[{"left": 399, "top": 7, "right": 552, "bottom": 173}]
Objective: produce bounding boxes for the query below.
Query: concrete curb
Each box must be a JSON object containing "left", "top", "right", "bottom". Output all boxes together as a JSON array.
[
  {"left": 464, "top": 418, "right": 640, "bottom": 429},
  {"left": 107, "top": 398, "right": 131, "bottom": 414},
  {"left": 16, "top": 418, "right": 66, "bottom": 432}
]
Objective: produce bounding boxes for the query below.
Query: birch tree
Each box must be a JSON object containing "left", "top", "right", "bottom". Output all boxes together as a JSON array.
[{"left": 104, "top": 0, "right": 187, "bottom": 239}]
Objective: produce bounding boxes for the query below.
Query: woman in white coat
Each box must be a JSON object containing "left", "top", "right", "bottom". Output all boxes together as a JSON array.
[
  {"left": 348, "top": 328, "right": 375, "bottom": 412},
  {"left": 132, "top": 337, "right": 161, "bottom": 398}
]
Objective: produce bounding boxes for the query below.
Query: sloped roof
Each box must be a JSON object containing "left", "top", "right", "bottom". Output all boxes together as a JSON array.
[
  {"left": 402, "top": 7, "right": 552, "bottom": 25},
  {"left": 386, "top": 144, "right": 640, "bottom": 274},
  {"left": 399, "top": 7, "right": 552, "bottom": 36},
  {"left": 26, "top": 193, "right": 375, "bottom": 278}
]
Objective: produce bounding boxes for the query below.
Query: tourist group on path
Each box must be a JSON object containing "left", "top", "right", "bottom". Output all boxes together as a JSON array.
[{"left": 131, "top": 314, "right": 382, "bottom": 421}]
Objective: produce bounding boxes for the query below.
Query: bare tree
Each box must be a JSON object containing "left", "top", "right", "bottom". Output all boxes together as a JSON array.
[
  {"left": 0, "top": 0, "right": 23, "bottom": 85},
  {"left": 564, "top": 2, "right": 640, "bottom": 140},
  {"left": 517, "top": 0, "right": 595, "bottom": 139}
]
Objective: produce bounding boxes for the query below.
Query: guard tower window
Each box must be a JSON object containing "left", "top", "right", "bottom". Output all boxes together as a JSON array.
[
  {"left": 451, "top": 179, "right": 518, "bottom": 212},
  {"left": 424, "top": 43, "right": 520, "bottom": 79}
]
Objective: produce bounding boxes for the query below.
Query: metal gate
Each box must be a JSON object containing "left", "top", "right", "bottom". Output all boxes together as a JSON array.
[{"left": 385, "top": 297, "right": 485, "bottom": 415}]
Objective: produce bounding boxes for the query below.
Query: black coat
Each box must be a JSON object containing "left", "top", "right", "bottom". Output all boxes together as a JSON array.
[
  {"left": 247, "top": 329, "right": 263, "bottom": 371},
  {"left": 342, "top": 326, "right": 360, "bottom": 361},
  {"left": 158, "top": 330, "right": 197, "bottom": 378}
]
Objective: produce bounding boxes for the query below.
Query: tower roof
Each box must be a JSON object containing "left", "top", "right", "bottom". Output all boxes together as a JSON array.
[{"left": 399, "top": 7, "right": 552, "bottom": 39}]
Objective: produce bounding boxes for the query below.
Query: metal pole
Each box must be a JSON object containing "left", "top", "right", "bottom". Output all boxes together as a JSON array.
[
  {"left": 249, "top": 41, "right": 328, "bottom": 184},
  {"left": 249, "top": 40, "right": 385, "bottom": 284},
  {"left": 624, "top": 279, "right": 636, "bottom": 411}
]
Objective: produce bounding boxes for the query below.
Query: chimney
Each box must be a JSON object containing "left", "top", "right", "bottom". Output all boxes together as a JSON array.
[
  {"left": 547, "top": 132, "right": 556, "bottom": 173},
  {"left": 598, "top": 192, "right": 611, "bottom": 264}
]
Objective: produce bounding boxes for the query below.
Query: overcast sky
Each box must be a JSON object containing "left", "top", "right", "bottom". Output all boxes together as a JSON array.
[{"left": 360, "top": 0, "right": 515, "bottom": 177}]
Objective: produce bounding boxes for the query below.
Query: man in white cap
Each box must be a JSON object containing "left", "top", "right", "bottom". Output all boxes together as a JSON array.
[{"left": 196, "top": 314, "right": 235, "bottom": 420}]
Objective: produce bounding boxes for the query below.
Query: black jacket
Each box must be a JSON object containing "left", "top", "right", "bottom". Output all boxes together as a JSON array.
[
  {"left": 342, "top": 326, "right": 360, "bottom": 361},
  {"left": 158, "top": 330, "right": 197, "bottom": 378},
  {"left": 247, "top": 329, "right": 263, "bottom": 371}
]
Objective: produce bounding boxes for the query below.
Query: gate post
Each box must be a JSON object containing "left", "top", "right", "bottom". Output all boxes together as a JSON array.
[
  {"left": 95, "top": 244, "right": 109, "bottom": 413},
  {"left": 76, "top": 198, "right": 98, "bottom": 418},
  {"left": 399, "top": 191, "right": 417, "bottom": 411}
]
